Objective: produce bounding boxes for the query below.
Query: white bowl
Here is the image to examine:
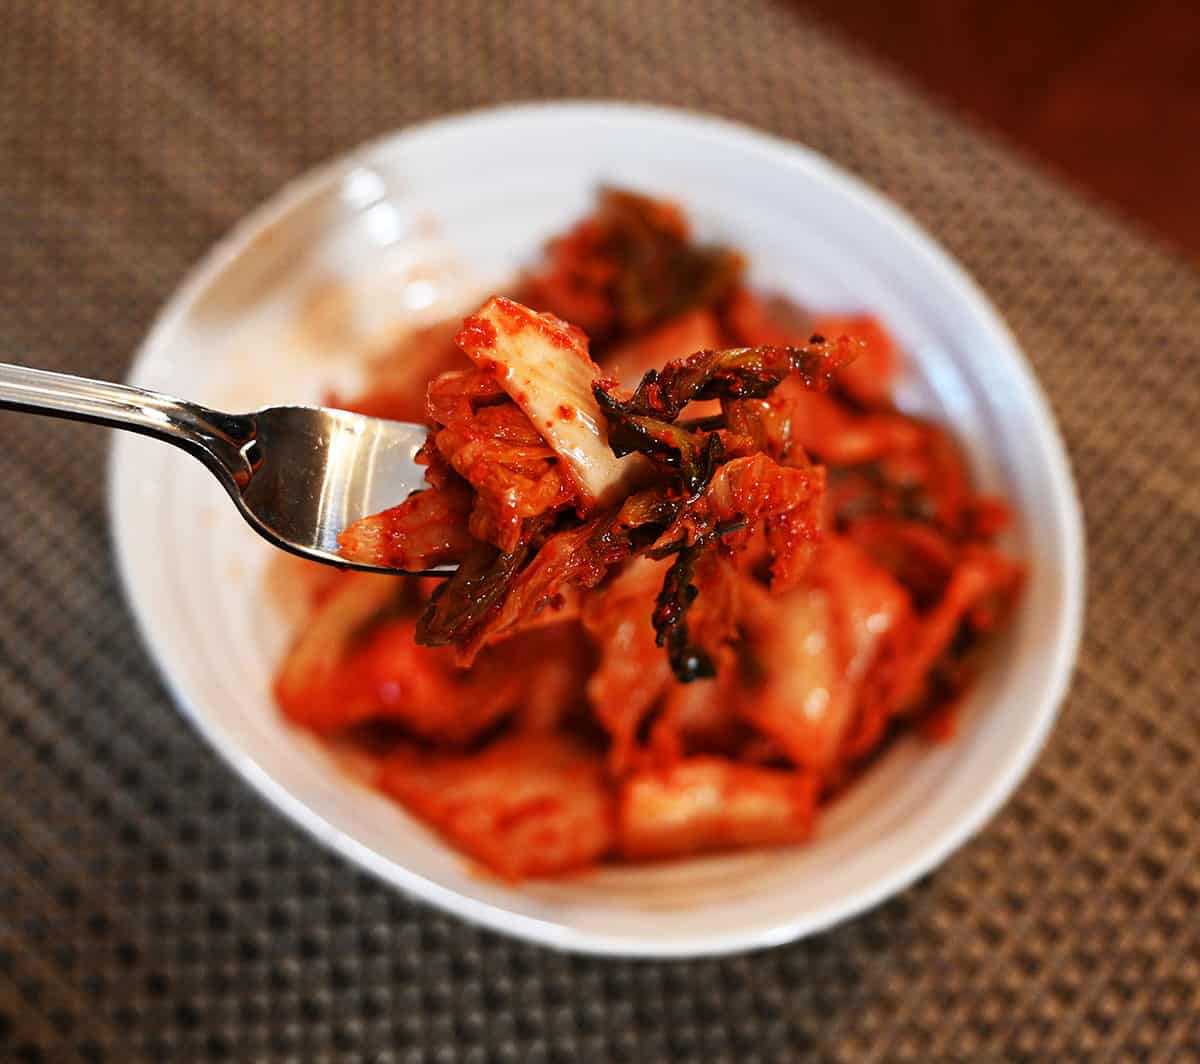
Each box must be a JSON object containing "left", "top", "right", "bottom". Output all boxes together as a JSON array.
[{"left": 110, "top": 102, "right": 1084, "bottom": 957}]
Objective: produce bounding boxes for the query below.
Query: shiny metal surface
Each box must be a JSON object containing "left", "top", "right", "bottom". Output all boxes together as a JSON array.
[{"left": 0, "top": 362, "right": 433, "bottom": 573}]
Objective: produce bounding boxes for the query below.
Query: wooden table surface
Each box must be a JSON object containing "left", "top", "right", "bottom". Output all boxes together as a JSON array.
[{"left": 803, "top": 0, "right": 1200, "bottom": 264}]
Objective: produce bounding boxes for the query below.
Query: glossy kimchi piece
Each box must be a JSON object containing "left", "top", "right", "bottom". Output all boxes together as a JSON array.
[
  {"left": 650, "top": 647, "right": 744, "bottom": 763},
  {"left": 583, "top": 556, "right": 677, "bottom": 773},
  {"left": 772, "top": 385, "right": 925, "bottom": 467},
  {"left": 377, "top": 733, "right": 615, "bottom": 880},
  {"left": 810, "top": 315, "right": 897, "bottom": 407},
  {"left": 274, "top": 572, "right": 405, "bottom": 732},
  {"left": 275, "top": 570, "right": 570, "bottom": 744},
  {"left": 455, "top": 296, "right": 643, "bottom": 508},
  {"left": 738, "top": 582, "right": 847, "bottom": 769},
  {"left": 337, "top": 476, "right": 476, "bottom": 570},
  {"left": 841, "top": 515, "right": 959, "bottom": 609},
  {"left": 887, "top": 546, "right": 1023, "bottom": 716},
  {"left": 686, "top": 452, "right": 824, "bottom": 592},
  {"left": 432, "top": 392, "right": 575, "bottom": 551},
  {"left": 278, "top": 613, "right": 521, "bottom": 745},
  {"left": 820, "top": 537, "right": 913, "bottom": 688},
  {"left": 618, "top": 757, "right": 819, "bottom": 860},
  {"left": 817, "top": 537, "right": 916, "bottom": 759},
  {"left": 739, "top": 538, "right": 911, "bottom": 769}
]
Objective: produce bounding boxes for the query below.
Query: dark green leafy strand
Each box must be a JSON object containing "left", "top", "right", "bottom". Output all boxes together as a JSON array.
[
  {"left": 594, "top": 391, "right": 728, "bottom": 496},
  {"left": 593, "top": 395, "right": 702, "bottom": 465},
  {"left": 593, "top": 343, "right": 838, "bottom": 494},
  {"left": 613, "top": 488, "right": 683, "bottom": 543},
  {"left": 646, "top": 514, "right": 750, "bottom": 681},
  {"left": 597, "top": 344, "right": 836, "bottom": 424},
  {"left": 651, "top": 542, "right": 716, "bottom": 682},
  {"left": 417, "top": 539, "right": 534, "bottom": 647}
]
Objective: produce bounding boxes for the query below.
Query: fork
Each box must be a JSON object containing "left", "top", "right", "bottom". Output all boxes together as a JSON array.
[{"left": 0, "top": 362, "right": 432, "bottom": 573}]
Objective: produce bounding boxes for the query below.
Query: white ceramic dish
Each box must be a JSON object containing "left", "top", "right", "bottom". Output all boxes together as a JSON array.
[{"left": 110, "top": 102, "right": 1084, "bottom": 957}]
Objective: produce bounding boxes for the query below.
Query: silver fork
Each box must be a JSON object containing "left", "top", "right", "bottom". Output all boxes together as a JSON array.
[{"left": 0, "top": 362, "right": 432, "bottom": 573}]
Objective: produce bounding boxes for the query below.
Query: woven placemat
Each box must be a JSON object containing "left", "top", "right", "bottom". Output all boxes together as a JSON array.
[{"left": 2, "top": 2, "right": 1198, "bottom": 1060}]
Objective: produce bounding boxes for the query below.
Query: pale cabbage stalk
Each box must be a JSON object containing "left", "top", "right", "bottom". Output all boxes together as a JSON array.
[{"left": 457, "top": 297, "right": 641, "bottom": 508}]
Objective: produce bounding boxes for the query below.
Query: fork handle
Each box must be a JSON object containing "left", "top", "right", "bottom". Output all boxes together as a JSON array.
[{"left": 0, "top": 362, "right": 256, "bottom": 486}]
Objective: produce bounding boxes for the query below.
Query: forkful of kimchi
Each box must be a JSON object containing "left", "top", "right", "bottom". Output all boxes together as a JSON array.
[{"left": 335, "top": 294, "right": 856, "bottom": 682}]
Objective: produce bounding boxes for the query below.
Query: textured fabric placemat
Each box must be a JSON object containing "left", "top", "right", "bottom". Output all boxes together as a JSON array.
[{"left": 1, "top": 2, "right": 1198, "bottom": 1061}]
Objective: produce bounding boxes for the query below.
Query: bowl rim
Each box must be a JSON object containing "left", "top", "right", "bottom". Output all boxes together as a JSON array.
[{"left": 109, "top": 100, "right": 1085, "bottom": 957}]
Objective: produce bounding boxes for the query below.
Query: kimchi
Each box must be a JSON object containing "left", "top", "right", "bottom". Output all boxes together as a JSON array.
[{"left": 274, "top": 189, "right": 1023, "bottom": 881}]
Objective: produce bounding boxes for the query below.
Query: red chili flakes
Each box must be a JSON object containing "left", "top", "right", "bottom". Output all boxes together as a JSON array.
[{"left": 456, "top": 315, "right": 497, "bottom": 350}]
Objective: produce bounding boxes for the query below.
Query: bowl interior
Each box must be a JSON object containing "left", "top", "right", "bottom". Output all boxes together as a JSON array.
[{"left": 111, "top": 103, "right": 1083, "bottom": 956}]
